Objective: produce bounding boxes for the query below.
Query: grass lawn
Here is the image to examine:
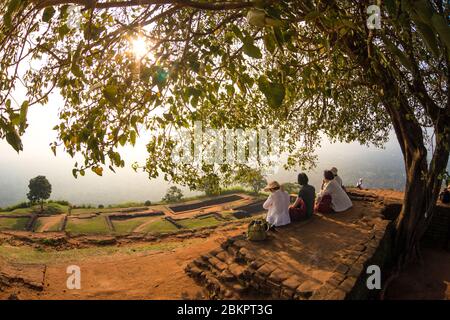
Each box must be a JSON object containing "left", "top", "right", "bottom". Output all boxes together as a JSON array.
[
  {"left": 178, "top": 216, "right": 223, "bottom": 229},
  {"left": 33, "top": 216, "right": 63, "bottom": 232},
  {"left": 111, "top": 217, "right": 150, "bottom": 234},
  {"left": 65, "top": 216, "right": 110, "bottom": 235},
  {"left": 0, "top": 217, "right": 29, "bottom": 231},
  {"left": 139, "top": 219, "right": 179, "bottom": 234}
]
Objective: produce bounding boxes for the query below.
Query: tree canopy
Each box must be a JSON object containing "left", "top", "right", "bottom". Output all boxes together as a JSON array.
[{"left": 1, "top": 0, "right": 449, "bottom": 263}]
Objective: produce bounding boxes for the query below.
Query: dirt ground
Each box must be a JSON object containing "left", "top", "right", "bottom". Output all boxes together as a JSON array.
[
  {"left": 1, "top": 189, "right": 449, "bottom": 300},
  {"left": 0, "top": 226, "right": 246, "bottom": 300},
  {"left": 385, "top": 248, "right": 450, "bottom": 300}
]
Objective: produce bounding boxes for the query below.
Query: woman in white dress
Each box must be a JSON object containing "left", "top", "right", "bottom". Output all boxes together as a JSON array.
[
  {"left": 317, "top": 170, "right": 353, "bottom": 212},
  {"left": 263, "top": 181, "right": 291, "bottom": 227}
]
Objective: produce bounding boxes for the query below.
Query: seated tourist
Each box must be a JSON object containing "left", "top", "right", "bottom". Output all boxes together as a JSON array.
[
  {"left": 440, "top": 184, "right": 450, "bottom": 204},
  {"left": 289, "top": 173, "right": 315, "bottom": 221},
  {"left": 316, "top": 170, "right": 353, "bottom": 213},
  {"left": 330, "top": 167, "right": 345, "bottom": 190},
  {"left": 263, "top": 181, "right": 291, "bottom": 227}
]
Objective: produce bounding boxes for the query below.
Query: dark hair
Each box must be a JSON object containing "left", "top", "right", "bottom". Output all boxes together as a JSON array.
[
  {"left": 297, "top": 173, "right": 309, "bottom": 185},
  {"left": 324, "top": 170, "right": 335, "bottom": 181}
]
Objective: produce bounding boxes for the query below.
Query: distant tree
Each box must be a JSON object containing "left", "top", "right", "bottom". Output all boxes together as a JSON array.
[
  {"left": 144, "top": 200, "right": 152, "bottom": 206},
  {"left": 162, "top": 186, "right": 183, "bottom": 203},
  {"left": 98, "top": 204, "right": 104, "bottom": 209},
  {"left": 27, "top": 176, "right": 52, "bottom": 212},
  {"left": 197, "top": 174, "right": 222, "bottom": 196},
  {"left": 234, "top": 168, "right": 267, "bottom": 194},
  {"left": 282, "top": 182, "right": 300, "bottom": 195}
]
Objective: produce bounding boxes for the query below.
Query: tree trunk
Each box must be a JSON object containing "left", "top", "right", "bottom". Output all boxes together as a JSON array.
[{"left": 382, "top": 79, "right": 450, "bottom": 266}]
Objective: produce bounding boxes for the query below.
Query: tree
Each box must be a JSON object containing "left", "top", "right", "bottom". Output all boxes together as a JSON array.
[
  {"left": 197, "top": 173, "right": 222, "bottom": 196},
  {"left": 234, "top": 167, "right": 267, "bottom": 194},
  {"left": 162, "top": 186, "right": 183, "bottom": 203},
  {"left": 282, "top": 182, "right": 299, "bottom": 195},
  {"left": 27, "top": 176, "right": 52, "bottom": 212},
  {"left": 1, "top": 1, "right": 449, "bottom": 271}
]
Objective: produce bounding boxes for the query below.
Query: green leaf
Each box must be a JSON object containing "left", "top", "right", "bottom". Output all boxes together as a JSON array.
[
  {"left": 92, "top": 166, "right": 103, "bottom": 176},
  {"left": 58, "top": 24, "right": 71, "bottom": 38},
  {"left": 263, "top": 31, "right": 276, "bottom": 54},
  {"left": 103, "top": 85, "right": 118, "bottom": 103},
  {"left": 6, "top": 129, "right": 23, "bottom": 153},
  {"left": 19, "top": 100, "right": 29, "bottom": 131},
  {"left": 71, "top": 63, "right": 84, "bottom": 78},
  {"left": 130, "top": 130, "right": 137, "bottom": 146},
  {"left": 242, "top": 37, "right": 262, "bottom": 59},
  {"left": 42, "top": 7, "right": 56, "bottom": 23},
  {"left": 258, "top": 76, "right": 285, "bottom": 108},
  {"left": 273, "top": 27, "right": 285, "bottom": 49}
]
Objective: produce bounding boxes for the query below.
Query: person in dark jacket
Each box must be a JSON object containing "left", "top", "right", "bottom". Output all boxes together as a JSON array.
[{"left": 289, "top": 173, "right": 315, "bottom": 221}]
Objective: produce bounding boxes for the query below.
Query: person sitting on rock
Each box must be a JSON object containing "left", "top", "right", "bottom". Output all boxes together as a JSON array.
[
  {"left": 330, "top": 167, "right": 345, "bottom": 191},
  {"left": 289, "top": 173, "right": 315, "bottom": 221},
  {"left": 263, "top": 181, "right": 291, "bottom": 227},
  {"left": 316, "top": 170, "right": 353, "bottom": 213}
]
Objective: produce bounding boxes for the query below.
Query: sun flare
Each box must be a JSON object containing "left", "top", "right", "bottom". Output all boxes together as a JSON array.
[{"left": 131, "top": 36, "right": 148, "bottom": 59}]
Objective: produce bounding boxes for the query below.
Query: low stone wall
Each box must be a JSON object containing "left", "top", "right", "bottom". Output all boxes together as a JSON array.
[{"left": 108, "top": 211, "right": 165, "bottom": 220}]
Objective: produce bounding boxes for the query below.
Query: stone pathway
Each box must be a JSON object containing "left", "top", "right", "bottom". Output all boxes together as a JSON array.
[{"left": 186, "top": 192, "right": 391, "bottom": 300}]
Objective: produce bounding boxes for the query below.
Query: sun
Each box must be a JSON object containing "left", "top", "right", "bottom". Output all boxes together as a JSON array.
[{"left": 131, "top": 36, "right": 148, "bottom": 59}]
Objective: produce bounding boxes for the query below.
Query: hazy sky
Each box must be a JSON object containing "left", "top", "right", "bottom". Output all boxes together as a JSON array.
[{"left": 0, "top": 87, "right": 408, "bottom": 207}]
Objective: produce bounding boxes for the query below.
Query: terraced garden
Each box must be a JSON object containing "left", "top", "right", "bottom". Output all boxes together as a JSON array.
[
  {"left": 65, "top": 216, "right": 110, "bottom": 235},
  {"left": 0, "top": 194, "right": 266, "bottom": 236},
  {"left": 0, "top": 217, "right": 29, "bottom": 231}
]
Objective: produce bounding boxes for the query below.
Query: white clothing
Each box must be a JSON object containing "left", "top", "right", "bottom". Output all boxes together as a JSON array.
[
  {"left": 319, "top": 179, "right": 353, "bottom": 212},
  {"left": 263, "top": 189, "right": 291, "bottom": 227},
  {"left": 334, "top": 175, "right": 343, "bottom": 187}
]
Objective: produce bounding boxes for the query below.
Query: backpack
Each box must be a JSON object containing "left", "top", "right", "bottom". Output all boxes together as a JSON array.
[{"left": 247, "top": 219, "right": 270, "bottom": 241}]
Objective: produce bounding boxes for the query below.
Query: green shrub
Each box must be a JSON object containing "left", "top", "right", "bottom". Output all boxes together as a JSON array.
[
  {"left": 144, "top": 200, "right": 152, "bottom": 206},
  {"left": 49, "top": 200, "right": 70, "bottom": 206},
  {"left": 98, "top": 204, "right": 104, "bottom": 209},
  {"left": 4, "top": 202, "right": 30, "bottom": 212}
]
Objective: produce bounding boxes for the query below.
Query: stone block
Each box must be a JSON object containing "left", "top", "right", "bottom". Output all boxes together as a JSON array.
[
  {"left": 208, "top": 256, "right": 227, "bottom": 272},
  {"left": 218, "top": 270, "right": 235, "bottom": 282},
  {"left": 334, "top": 263, "right": 350, "bottom": 274},
  {"left": 339, "top": 276, "right": 357, "bottom": 293},
  {"left": 229, "top": 263, "right": 246, "bottom": 278},
  {"left": 249, "top": 259, "right": 265, "bottom": 270},
  {"left": 347, "top": 263, "right": 364, "bottom": 278},
  {"left": 256, "top": 263, "right": 276, "bottom": 277},
  {"left": 216, "top": 251, "right": 229, "bottom": 262},
  {"left": 268, "top": 269, "right": 289, "bottom": 283},
  {"left": 297, "top": 280, "right": 321, "bottom": 299},
  {"left": 282, "top": 275, "right": 302, "bottom": 291}
]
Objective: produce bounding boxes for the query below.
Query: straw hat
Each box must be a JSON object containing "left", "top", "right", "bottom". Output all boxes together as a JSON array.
[
  {"left": 330, "top": 167, "right": 338, "bottom": 176},
  {"left": 263, "top": 181, "right": 281, "bottom": 192}
]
